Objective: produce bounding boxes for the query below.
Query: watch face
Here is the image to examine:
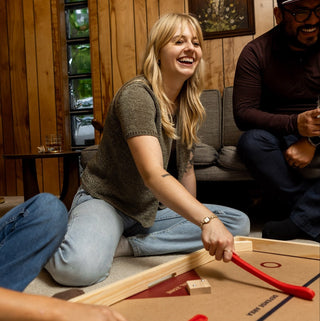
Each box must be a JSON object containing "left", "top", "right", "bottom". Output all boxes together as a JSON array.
[{"left": 204, "top": 217, "right": 210, "bottom": 223}]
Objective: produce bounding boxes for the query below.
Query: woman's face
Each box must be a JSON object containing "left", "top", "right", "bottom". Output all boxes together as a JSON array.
[{"left": 159, "top": 24, "right": 202, "bottom": 84}]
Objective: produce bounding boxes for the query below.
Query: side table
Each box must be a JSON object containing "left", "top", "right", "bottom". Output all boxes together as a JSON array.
[{"left": 3, "top": 151, "right": 81, "bottom": 210}]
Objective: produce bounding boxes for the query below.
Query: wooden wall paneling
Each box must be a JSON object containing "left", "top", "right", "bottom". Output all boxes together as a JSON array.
[
  {"left": 159, "top": 0, "right": 185, "bottom": 15},
  {"left": 34, "top": 0, "right": 60, "bottom": 195},
  {"left": 222, "top": 35, "right": 253, "bottom": 87},
  {"left": 110, "top": 0, "right": 137, "bottom": 93},
  {"left": 202, "top": 39, "right": 224, "bottom": 92},
  {"left": 0, "top": 87, "right": 3, "bottom": 195},
  {"left": 24, "top": 0, "right": 41, "bottom": 153},
  {"left": 23, "top": 0, "right": 45, "bottom": 192},
  {"left": 96, "top": 0, "right": 113, "bottom": 127},
  {"left": 0, "top": 0, "right": 16, "bottom": 195},
  {"left": 51, "top": 0, "right": 71, "bottom": 150},
  {"left": 7, "top": 0, "right": 30, "bottom": 195},
  {"left": 254, "top": 0, "right": 275, "bottom": 38},
  {"left": 0, "top": 100, "right": 4, "bottom": 195},
  {"left": 133, "top": 0, "right": 148, "bottom": 74},
  {"left": 7, "top": 0, "right": 29, "bottom": 154},
  {"left": 146, "top": 0, "right": 160, "bottom": 33},
  {"left": 51, "top": 0, "right": 70, "bottom": 190},
  {"left": 0, "top": 1, "right": 5, "bottom": 195}
]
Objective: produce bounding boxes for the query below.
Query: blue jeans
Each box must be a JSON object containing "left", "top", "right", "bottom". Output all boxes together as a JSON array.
[
  {"left": 46, "top": 188, "right": 250, "bottom": 287},
  {"left": 238, "top": 129, "right": 320, "bottom": 239},
  {"left": 0, "top": 193, "right": 68, "bottom": 291}
]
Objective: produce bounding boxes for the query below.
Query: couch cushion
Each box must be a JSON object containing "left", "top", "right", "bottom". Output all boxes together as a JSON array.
[
  {"left": 222, "top": 86, "right": 243, "bottom": 146},
  {"left": 195, "top": 164, "right": 253, "bottom": 181},
  {"left": 217, "top": 146, "right": 248, "bottom": 171},
  {"left": 198, "top": 89, "right": 222, "bottom": 150},
  {"left": 194, "top": 142, "right": 218, "bottom": 166}
]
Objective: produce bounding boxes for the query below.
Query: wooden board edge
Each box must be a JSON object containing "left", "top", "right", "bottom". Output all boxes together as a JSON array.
[
  {"left": 235, "top": 236, "right": 320, "bottom": 259},
  {"left": 70, "top": 240, "right": 252, "bottom": 306}
]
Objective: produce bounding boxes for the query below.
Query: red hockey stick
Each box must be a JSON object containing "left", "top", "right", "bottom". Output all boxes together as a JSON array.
[{"left": 231, "top": 252, "right": 315, "bottom": 300}]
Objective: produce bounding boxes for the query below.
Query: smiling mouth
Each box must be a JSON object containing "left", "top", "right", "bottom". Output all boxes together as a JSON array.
[
  {"left": 302, "top": 27, "right": 317, "bottom": 33},
  {"left": 177, "top": 57, "right": 194, "bottom": 64},
  {"left": 300, "top": 24, "right": 319, "bottom": 33}
]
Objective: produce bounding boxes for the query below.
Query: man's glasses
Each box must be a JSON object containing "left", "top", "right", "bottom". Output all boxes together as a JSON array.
[{"left": 281, "top": 5, "right": 320, "bottom": 23}]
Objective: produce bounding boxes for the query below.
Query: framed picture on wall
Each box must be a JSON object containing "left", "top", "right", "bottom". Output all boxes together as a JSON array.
[{"left": 188, "top": 0, "right": 255, "bottom": 40}]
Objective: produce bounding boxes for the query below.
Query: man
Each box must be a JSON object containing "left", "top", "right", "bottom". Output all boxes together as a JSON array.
[{"left": 233, "top": 0, "right": 320, "bottom": 242}]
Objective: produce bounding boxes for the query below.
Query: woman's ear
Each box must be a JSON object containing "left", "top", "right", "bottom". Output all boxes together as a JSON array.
[{"left": 274, "top": 7, "right": 284, "bottom": 25}]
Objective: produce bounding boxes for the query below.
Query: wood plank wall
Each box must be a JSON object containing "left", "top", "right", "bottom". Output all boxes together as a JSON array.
[{"left": 0, "top": 0, "right": 276, "bottom": 197}]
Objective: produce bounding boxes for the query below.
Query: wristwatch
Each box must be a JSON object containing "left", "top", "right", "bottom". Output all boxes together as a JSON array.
[
  {"left": 200, "top": 215, "right": 217, "bottom": 228},
  {"left": 307, "top": 136, "right": 320, "bottom": 147}
]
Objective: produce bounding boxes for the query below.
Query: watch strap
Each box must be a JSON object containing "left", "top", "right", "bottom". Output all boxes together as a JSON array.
[{"left": 307, "top": 136, "right": 320, "bottom": 147}]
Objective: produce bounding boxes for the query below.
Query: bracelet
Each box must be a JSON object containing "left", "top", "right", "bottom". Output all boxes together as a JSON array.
[
  {"left": 200, "top": 215, "right": 217, "bottom": 228},
  {"left": 307, "top": 136, "right": 320, "bottom": 147}
]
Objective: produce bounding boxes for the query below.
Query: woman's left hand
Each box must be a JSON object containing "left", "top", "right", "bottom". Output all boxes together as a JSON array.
[{"left": 201, "top": 218, "right": 234, "bottom": 262}]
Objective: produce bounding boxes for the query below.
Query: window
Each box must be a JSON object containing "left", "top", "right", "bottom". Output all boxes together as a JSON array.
[{"left": 64, "top": 0, "right": 95, "bottom": 148}]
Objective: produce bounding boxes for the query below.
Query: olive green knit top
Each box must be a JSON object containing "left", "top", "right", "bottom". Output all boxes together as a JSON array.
[{"left": 81, "top": 76, "right": 192, "bottom": 228}]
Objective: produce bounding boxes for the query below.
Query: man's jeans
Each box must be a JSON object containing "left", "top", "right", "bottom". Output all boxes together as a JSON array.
[
  {"left": 46, "top": 187, "right": 250, "bottom": 287},
  {"left": 238, "top": 129, "right": 320, "bottom": 239},
  {"left": 0, "top": 193, "right": 68, "bottom": 291}
]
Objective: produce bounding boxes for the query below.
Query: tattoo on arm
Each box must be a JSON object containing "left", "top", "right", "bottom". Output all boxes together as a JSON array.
[{"left": 161, "top": 173, "right": 171, "bottom": 178}]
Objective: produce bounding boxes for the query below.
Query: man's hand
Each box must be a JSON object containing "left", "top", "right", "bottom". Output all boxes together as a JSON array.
[
  {"left": 284, "top": 138, "right": 316, "bottom": 168},
  {"left": 297, "top": 109, "right": 320, "bottom": 137}
]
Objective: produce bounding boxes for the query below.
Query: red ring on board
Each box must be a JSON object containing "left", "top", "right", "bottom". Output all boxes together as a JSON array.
[{"left": 260, "top": 262, "right": 282, "bottom": 268}]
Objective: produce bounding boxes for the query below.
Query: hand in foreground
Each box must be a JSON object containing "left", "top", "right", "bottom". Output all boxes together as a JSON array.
[
  {"left": 57, "top": 300, "right": 128, "bottom": 321},
  {"left": 0, "top": 287, "right": 129, "bottom": 321},
  {"left": 284, "top": 138, "right": 316, "bottom": 168},
  {"left": 201, "top": 217, "right": 234, "bottom": 263}
]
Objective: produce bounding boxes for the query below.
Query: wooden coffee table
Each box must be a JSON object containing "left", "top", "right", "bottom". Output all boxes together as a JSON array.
[{"left": 3, "top": 151, "right": 81, "bottom": 210}]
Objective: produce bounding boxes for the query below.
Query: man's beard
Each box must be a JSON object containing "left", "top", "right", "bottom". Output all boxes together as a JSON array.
[{"left": 280, "top": 22, "right": 320, "bottom": 50}]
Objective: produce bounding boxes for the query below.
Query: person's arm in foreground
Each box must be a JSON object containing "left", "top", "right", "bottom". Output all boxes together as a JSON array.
[
  {"left": 127, "top": 135, "right": 234, "bottom": 262},
  {"left": 0, "top": 287, "right": 128, "bottom": 321}
]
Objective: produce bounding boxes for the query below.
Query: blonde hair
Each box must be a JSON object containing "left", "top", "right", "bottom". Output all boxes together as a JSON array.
[{"left": 142, "top": 13, "right": 205, "bottom": 149}]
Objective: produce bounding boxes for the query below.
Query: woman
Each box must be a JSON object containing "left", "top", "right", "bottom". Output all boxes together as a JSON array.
[{"left": 46, "top": 13, "right": 250, "bottom": 287}]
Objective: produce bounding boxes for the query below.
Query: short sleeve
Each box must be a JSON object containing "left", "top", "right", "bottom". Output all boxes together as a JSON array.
[{"left": 115, "top": 83, "right": 159, "bottom": 139}]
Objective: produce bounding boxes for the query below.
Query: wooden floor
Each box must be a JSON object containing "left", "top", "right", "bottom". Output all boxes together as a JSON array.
[{"left": 0, "top": 196, "right": 24, "bottom": 218}]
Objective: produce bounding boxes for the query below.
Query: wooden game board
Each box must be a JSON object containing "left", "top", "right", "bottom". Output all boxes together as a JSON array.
[{"left": 71, "top": 237, "right": 320, "bottom": 321}]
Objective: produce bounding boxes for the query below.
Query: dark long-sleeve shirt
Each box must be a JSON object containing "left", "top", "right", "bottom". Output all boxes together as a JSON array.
[{"left": 233, "top": 25, "right": 320, "bottom": 136}]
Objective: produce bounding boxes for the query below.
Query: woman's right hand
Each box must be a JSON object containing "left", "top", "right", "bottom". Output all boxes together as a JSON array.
[{"left": 201, "top": 217, "right": 234, "bottom": 262}]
